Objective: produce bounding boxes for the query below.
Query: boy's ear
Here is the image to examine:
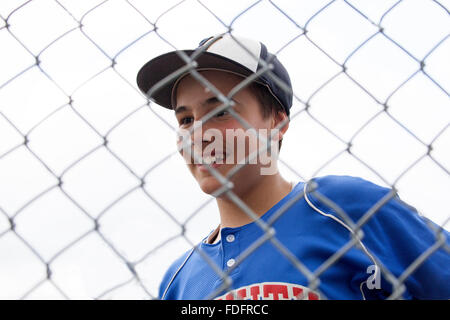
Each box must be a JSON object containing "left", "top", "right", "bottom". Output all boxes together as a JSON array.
[{"left": 272, "top": 110, "right": 289, "bottom": 141}]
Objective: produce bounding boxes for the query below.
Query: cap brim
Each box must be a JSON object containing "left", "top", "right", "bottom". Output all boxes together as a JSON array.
[{"left": 136, "top": 50, "right": 255, "bottom": 109}]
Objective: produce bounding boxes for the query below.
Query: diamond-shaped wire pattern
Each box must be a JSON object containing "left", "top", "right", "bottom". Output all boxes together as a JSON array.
[{"left": 0, "top": 0, "right": 449, "bottom": 300}]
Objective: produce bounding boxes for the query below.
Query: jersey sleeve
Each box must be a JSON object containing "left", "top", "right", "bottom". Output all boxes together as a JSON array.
[{"left": 308, "top": 175, "right": 450, "bottom": 299}]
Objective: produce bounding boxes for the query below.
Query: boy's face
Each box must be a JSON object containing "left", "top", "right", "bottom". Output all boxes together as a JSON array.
[{"left": 174, "top": 70, "right": 286, "bottom": 197}]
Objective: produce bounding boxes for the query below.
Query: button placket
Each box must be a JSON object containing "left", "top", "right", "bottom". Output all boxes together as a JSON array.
[{"left": 221, "top": 231, "right": 240, "bottom": 273}]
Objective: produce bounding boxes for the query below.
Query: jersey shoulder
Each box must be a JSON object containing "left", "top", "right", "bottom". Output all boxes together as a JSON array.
[
  {"left": 305, "top": 174, "right": 396, "bottom": 223},
  {"left": 305, "top": 174, "right": 434, "bottom": 237},
  {"left": 158, "top": 247, "right": 194, "bottom": 299},
  {"left": 311, "top": 174, "right": 390, "bottom": 198}
]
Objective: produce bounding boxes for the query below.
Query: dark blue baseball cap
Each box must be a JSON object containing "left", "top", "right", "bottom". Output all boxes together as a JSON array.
[{"left": 136, "top": 33, "right": 292, "bottom": 116}]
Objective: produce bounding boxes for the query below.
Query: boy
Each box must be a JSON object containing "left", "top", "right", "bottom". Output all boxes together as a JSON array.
[{"left": 137, "top": 34, "right": 450, "bottom": 300}]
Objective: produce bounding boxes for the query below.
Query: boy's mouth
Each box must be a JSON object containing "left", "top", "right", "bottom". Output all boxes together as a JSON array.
[
  {"left": 200, "top": 154, "right": 226, "bottom": 165},
  {"left": 194, "top": 152, "right": 228, "bottom": 172}
]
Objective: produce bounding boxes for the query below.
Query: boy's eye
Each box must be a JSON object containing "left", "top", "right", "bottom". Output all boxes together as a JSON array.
[
  {"left": 215, "top": 110, "right": 229, "bottom": 117},
  {"left": 180, "top": 117, "right": 193, "bottom": 125},
  {"left": 178, "top": 108, "right": 230, "bottom": 126}
]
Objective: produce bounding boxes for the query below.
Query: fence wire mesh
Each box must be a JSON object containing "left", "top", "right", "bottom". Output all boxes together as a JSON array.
[{"left": 0, "top": 0, "right": 449, "bottom": 300}]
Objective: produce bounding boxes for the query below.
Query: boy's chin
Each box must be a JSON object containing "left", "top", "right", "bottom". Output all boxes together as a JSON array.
[{"left": 197, "top": 178, "right": 223, "bottom": 196}]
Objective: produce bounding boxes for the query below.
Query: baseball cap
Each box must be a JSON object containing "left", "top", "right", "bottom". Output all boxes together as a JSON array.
[{"left": 136, "top": 33, "right": 293, "bottom": 116}]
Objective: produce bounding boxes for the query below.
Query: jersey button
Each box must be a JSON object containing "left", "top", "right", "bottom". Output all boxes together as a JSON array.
[
  {"left": 226, "top": 234, "right": 235, "bottom": 243},
  {"left": 227, "top": 258, "right": 235, "bottom": 267}
]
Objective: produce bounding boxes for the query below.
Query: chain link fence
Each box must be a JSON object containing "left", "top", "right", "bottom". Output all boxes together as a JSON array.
[{"left": 0, "top": 0, "right": 449, "bottom": 300}]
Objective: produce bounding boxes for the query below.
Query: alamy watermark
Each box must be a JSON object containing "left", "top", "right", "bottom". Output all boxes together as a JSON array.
[{"left": 366, "top": 265, "right": 381, "bottom": 290}]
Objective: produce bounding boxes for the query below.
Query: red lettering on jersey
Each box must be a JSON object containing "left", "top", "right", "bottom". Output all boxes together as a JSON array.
[
  {"left": 308, "top": 291, "right": 319, "bottom": 300},
  {"left": 292, "top": 286, "right": 304, "bottom": 299},
  {"left": 237, "top": 288, "right": 247, "bottom": 300},
  {"left": 263, "top": 284, "right": 288, "bottom": 300},
  {"left": 250, "top": 286, "right": 260, "bottom": 300},
  {"left": 214, "top": 282, "right": 320, "bottom": 300},
  {"left": 225, "top": 292, "right": 235, "bottom": 300}
]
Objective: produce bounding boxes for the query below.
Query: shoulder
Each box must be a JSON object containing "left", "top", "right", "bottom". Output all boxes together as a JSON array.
[
  {"left": 310, "top": 174, "right": 389, "bottom": 197},
  {"left": 304, "top": 174, "right": 431, "bottom": 234},
  {"left": 308, "top": 175, "right": 392, "bottom": 208},
  {"left": 158, "top": 247, "right": 194, "bottom": 299},
  {"left": 304, "top": 174, "right": 400, "bottom": 225}
]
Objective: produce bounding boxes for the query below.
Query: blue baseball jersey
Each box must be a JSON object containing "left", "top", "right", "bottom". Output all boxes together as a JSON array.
[{"left": 159, "top": 175, "right": 450, "bottom": 300}]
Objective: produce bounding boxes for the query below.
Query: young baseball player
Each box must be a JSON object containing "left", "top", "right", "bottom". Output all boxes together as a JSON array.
[{"left": 137, "top": 34, "right": 450, "bottom": 300}]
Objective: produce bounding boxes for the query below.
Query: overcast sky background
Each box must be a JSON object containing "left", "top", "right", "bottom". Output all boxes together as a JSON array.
[{"left": 0, "top": 0, "right": 449, "bottom": 299}]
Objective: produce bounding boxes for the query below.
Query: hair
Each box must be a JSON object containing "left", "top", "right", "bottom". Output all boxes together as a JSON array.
[{"left": 249, "top": 82, "right": 288, "bottom": 151}]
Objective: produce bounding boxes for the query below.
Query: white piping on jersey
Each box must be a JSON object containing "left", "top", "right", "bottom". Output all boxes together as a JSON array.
[
  {"left": 161, "top": 248, "right": 195, "bottom": 300},
  {"left": 303, "top": 182, "right": 380, "bottom": 300}
]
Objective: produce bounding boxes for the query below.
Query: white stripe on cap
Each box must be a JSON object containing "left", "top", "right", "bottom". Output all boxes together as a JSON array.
[{"left": 205, "top": 34, "right": 261, "bottom": 73}]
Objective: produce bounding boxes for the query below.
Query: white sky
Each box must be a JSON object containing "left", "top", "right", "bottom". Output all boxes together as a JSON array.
[{"left": 0, "top": 0, "right": 449, "bottom": 299}]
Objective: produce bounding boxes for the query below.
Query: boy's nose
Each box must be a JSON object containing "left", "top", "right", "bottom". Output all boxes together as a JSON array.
[{"left": 176, "top": 122, "right": 220, "bottom": 161}]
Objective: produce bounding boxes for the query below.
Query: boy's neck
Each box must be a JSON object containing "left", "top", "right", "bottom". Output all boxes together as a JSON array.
[{"left": 215, "top": 173, "right": 293, "bottom": 231}]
